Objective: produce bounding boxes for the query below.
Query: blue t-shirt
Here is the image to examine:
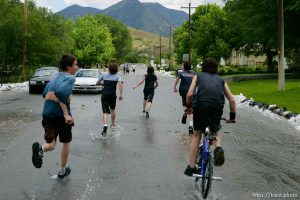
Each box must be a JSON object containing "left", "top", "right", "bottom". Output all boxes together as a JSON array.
[
  {"left": 42, "top": 72, "right": 75, "bottom": 120},
  {"left": 178, "top": 70, "right": 197, "bottom": 95},
  {"left": 98, "top": 73, "right": 122, "bottom": 95}
]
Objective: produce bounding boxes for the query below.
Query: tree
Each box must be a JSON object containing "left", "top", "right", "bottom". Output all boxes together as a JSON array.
[
  {"left": 94, "top": 15, "right": 132, "bottom": 63},
  {"left": 173, "top": 4, "right": 232, "bottom": 65},
  {"left": 224, "top": 0, "right": 300, "bottom": 72},
  {"left": 72, "top": 15, "right": 115, "bottom": 66},
  {"left": 173, "top": 22, "right": 189, "bottom": 64},
  {"left": 191, "top": 4, "right": 232, "bottom": 61},
  {"left": 0, "top": 0, "right": 23, "bottom": 67},
  {"left": 0, "top": 0, "right": 75, "bottom": 73}
]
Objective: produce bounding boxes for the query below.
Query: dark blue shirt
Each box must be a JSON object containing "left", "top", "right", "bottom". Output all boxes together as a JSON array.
[
  {"left": 178, "top": 70, "right": 197, "bottom": 95},
  {"left": 99, "top": 73, "right": 122, "bottom": 95},
  {"left": 42, "top": 72, "right": 75, "bottom": 119}
]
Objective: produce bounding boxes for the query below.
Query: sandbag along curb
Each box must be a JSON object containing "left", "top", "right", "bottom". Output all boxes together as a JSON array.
[{"left": 240, "top": 99, "right": 298, "bottom": 119}]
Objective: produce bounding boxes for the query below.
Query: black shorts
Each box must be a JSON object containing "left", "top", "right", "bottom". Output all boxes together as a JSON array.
[
  {"left": 193, "top": 103, "right": 223, "bottom": 134},
  {"left": 180, "top": 92, "right": 187, "bottom": 106},
  {"left": 143, "top": 89, "right": 155, "bottom": 103},
  {"left": 101, "top": 94, "right": 117, "bottom": 114},
  {"left": 42, "top": 118, "right": 72, "bottom": 143}
]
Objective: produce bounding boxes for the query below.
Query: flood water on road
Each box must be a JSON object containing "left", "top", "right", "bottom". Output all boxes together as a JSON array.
[{"left": 0, "top": 66, "right": 299, "bottom": 200}]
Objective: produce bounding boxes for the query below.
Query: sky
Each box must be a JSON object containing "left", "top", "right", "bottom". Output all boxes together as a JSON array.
[{"left": 30, "top": 0, "right": 224, "bottom": 13}]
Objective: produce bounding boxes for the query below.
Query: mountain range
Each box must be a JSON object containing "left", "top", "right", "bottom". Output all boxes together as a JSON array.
[{"left": 56, "top": 0, "right": 188, "bottom": 36}]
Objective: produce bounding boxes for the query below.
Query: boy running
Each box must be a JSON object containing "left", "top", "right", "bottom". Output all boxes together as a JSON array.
[
  {"left": 184, "top": 57, "right": 236, "bottom": 176},
  {"left": 132, "top": 64, "right": 136, "bottom": 74},
  {"left": 173, "top": 61, "right": 197, "bottom": 135},
  {"left": 96, "top": 63, "right": 123, "bottom": 137},
  {"left": 133, "top": 67, "right": 158, "bottom": 118},
  {"left": 32, "top": 54, "right": 78, "bottom": 179}
]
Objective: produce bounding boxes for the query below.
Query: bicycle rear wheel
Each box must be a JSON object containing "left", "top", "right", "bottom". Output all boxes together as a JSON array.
[{"left": 202, "top": 154, "right": 213, "bottom": 199}]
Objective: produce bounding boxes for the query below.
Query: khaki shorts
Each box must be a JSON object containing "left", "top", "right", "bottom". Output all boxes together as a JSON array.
[{"left": 42, "top": 118, "right": 72, "bottom": 143}]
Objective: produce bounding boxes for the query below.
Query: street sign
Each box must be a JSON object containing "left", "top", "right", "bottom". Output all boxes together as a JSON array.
[{"left": 183, "top": 54, "right": 189, "bottom": 61}]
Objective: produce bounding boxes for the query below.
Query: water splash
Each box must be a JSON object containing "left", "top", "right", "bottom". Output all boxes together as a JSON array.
[
  {"left": 31, "top": 178, "right": 38, "bottom": 200},
  {"left": 89, "top": 127, "right": 122, "bottom": 143}
]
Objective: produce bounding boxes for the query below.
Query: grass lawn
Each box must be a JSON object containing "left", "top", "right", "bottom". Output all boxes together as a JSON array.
[{"left": 228, "top": 79, "right": 300, "bottom": 113}]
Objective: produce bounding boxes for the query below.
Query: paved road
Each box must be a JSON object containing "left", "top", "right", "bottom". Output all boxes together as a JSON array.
[{"left": 0, "top": 64, "right": 299, "bottom": 200}]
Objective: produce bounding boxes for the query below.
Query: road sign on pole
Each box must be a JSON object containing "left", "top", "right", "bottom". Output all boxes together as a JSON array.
[{"left": 183, "top": 54, "right": 189, "bottom": 62}]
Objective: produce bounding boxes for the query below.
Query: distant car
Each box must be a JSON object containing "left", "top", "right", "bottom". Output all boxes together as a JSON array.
[
  {"left": 73, "top": 69, "right": 103, "bottom": 93},
  {"left": 29, "top": 66, "right": 59, "bottom": 94}
]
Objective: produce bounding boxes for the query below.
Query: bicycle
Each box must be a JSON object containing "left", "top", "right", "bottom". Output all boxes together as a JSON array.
[{"left": 192, "top": 118, "right": 226, "bottom": 199}]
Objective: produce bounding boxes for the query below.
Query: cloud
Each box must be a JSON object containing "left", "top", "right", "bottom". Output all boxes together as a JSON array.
[
  {"left": 34, "top": 0, "right": 54, "bottom": 10},
  {"left": 63, "top": 0, "right": 121, "bottom": 9},
  {"left": 31, "top": 0, "right": 224, "bottom": 13}
]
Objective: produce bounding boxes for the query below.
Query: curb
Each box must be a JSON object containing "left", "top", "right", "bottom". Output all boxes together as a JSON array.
[{"left": 241, "top": 98, "right": 298, "bottom": 119}]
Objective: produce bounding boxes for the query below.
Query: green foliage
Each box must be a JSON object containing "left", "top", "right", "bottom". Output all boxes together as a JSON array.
[
  {"left": 190, "top": 65, "right": 268, "bottom": 75},
  {"left": 27, "top": 6, "right": 74, "bottom": 66},
  {"left": 224, "top": 0, "right": 300, "bottom": 72},
  {"left": 124, "top": 50, "right": 140, "bottom": 63},
  {"left": 286, "top": 49, "right": 300, "bottom": 73},
  {"left": 173, "top": 4, "right": 232, "bottom": 64},
  {"left": 72, "top": 15, "right": 115, "bottom": 66},
  {"left": 218, "top": 65, "right": 268, "bottom": 75},
  {"left": 228, "top": 79, "right": 300, "bottom": 113},
  {"left": 0, "top": 0, "right": 74, "bottom": 77},
  {"left": 192, "top": 4, "right": 232, "bottom": 60},
  {"left": 173, "top": 22, "right": 189, "bottom": 64},
  {"left": 0, "top": 0, "right": 134, "bottom": 81},
  {"left": 94, "top": 14, "right": 132, "bottom": 63},
  {"left": 0, "top": 0, "right": 23, "bottom": 66}
]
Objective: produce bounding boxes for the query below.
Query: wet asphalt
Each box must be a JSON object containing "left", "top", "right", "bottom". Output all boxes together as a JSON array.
[{"left": 0, "top": 64, "right": 299, "bottom": 200}]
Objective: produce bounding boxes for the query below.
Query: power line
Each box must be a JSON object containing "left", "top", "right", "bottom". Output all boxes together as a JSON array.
[{"left": 181, "top": 3, "right": 197, "bottom": 62}]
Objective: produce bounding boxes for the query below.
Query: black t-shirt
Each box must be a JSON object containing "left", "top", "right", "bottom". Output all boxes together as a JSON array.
[
  {"left": 144, "top": 74, "right": 157, "bottom": 90},
  {"left": 192, "top": 72, "right": 225, "bottom": 109}
]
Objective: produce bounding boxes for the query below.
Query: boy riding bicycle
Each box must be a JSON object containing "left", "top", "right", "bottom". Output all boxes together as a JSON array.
[{"left": 184, "top": 57, "right": 236, "bottom": 176}]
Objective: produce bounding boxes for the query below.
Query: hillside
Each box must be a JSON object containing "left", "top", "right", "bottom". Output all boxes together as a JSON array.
[
  {"left": 56, "top": 4, "right": 102, "bottom": 18},
  {"left": 128, "top": 27, "right": 170, "bottom": 56},
  {"left": 56, "top": 0, "right": 187, "bottom": 36}
]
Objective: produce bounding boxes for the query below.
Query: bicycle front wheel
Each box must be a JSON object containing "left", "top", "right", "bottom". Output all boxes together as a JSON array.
[{"left": 202, "top": 154, "right": 213, "bottom": 199}]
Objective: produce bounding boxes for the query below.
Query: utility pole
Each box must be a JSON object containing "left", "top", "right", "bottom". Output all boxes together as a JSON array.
[
  {"left": 168, "top": 24, "right": 176, "bottom": 70},
  {"left": 153, "top": 45, "right": 156, "bottom": 60},
  {"left": 169, "top": 25, "right": 172, "bottom": 70},
  {"left": 22, "top": 0, "right": 28, "bottom": 81},
  {"left": 153, "top": 37, "right": 164, "bottom": 70},
  {"left": 277, "top": 0, "right": 285, "bottom": 91},
  {"left": 159, "top": 35, "right": 162, "bottom": 69},
  {"left": 181, "top": 2, "right": 196, "bottom": 62}
]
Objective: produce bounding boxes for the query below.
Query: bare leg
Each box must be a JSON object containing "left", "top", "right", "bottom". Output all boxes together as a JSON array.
[
  {"left": 188, "top": 113, "right": 193, "bottom": 126},
  {"left": 146, "top": 102, "right": 152, "bottom": 112},
  {"left": 111, "top": 109, "right": 116, "bottom": 126},
  {"left": 103, "top": 113, "right": 109, "bottom": 126},
  {"left": 213, "top": 130, "right": 222, "bottom": 147},
  {"left": 143, "top": 100, "right": 146, "bottom": 111},
  {"left": 189, "top": 130, "right": 202, "bottom": 168},
  {"left": 60, "top": 143, "right": 70, "bottom": 169},
  {"left": 42, "top": 140, "right": 56, "bottom": 152}
]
